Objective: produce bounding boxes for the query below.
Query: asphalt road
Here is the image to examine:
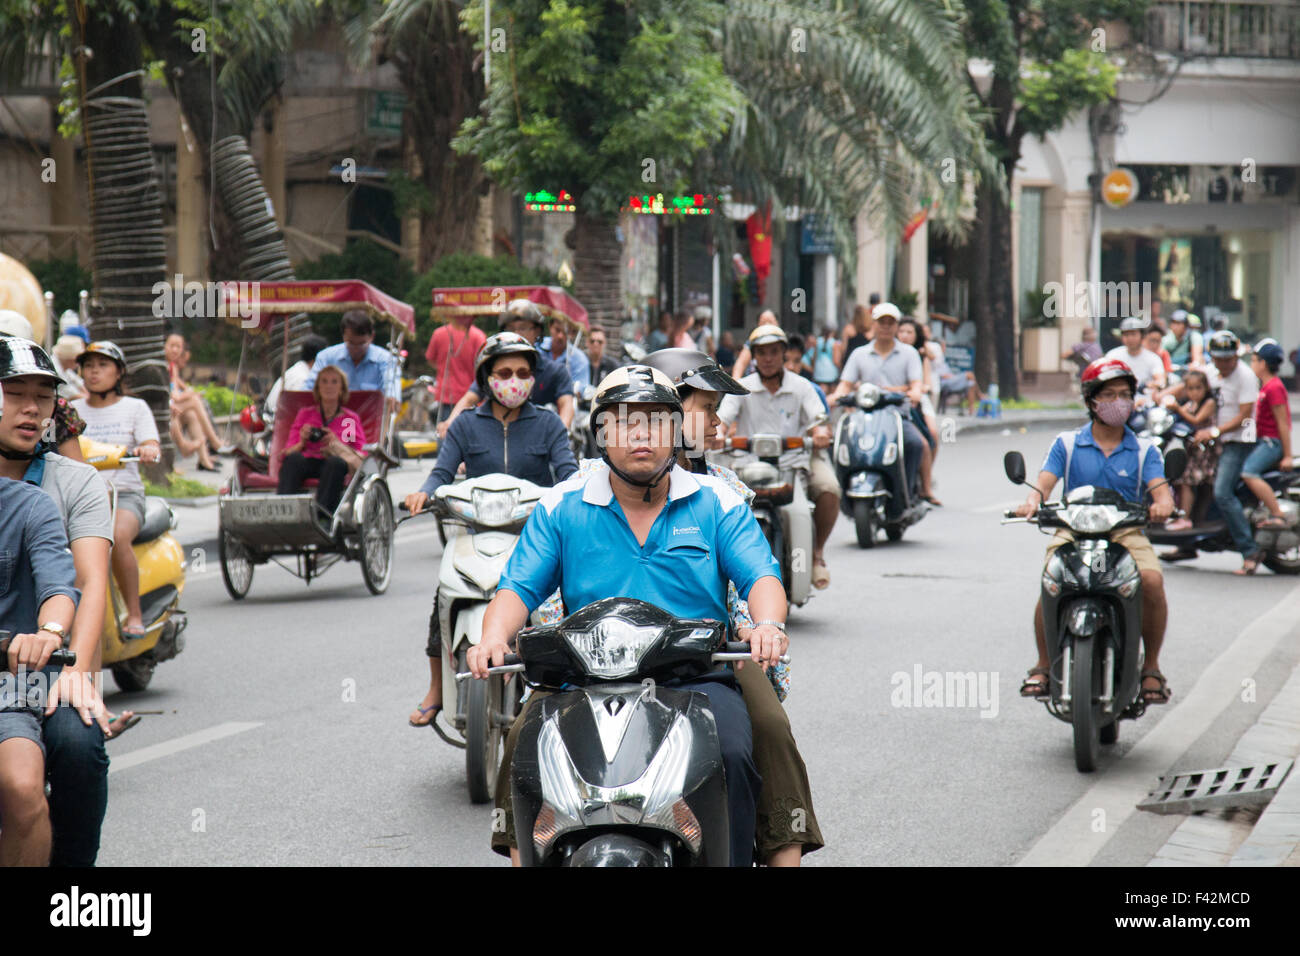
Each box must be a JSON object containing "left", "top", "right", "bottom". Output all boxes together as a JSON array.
[{"left": 95, "top": 423, "right": 1300, "bottom": 866}]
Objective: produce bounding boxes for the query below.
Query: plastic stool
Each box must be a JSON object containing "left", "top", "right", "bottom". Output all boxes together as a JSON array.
[{"left": 976, "top": 398, "right": 1001, "bottom": 419}]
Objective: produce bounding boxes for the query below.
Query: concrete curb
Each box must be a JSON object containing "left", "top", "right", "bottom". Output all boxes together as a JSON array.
[
  {"left": 163, "top": 495, "right": 220, "bottom": 508},
  {"left": 950, "top": 412, "right": 1085, "bottom": 436}
]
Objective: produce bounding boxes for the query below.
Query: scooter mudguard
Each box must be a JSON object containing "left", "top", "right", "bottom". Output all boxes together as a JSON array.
[
  {"left": 451, "top": 604, "right": 489, "bottom": 649},
  {"left": 102, "top": 532, "right": 186, "bottom": 664},
  {"left": 513, "top": 685, "right": 730, "bottom": 867},
  {"left": 846, "top": 471, "right": 886, "bottom": 499},
  {"left": 779, "top": 498, "right": 813, "bottom": 606}
]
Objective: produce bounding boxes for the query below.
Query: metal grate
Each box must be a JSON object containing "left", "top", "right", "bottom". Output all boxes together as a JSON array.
[{"left": 1138, "top": 760, "right": 1294, "bottom": 815}]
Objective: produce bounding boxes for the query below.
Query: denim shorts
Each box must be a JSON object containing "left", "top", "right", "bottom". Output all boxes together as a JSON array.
[
  {"left": 1241, "top": 437, "right": 1284, "bottom": 479},
  {"left": 0, "top": 710, "right": 43, "bottom": 755},
  {"left": 0, "top": 666, "right": 55, "bottom": 757}
]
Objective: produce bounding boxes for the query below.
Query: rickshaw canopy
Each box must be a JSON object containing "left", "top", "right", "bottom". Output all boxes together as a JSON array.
[
  {"left": 429, "top": 285, "right": 589, "bottom": 332},
  {"left": 227, "top": 280, "right": 416, "bottom": 336}
]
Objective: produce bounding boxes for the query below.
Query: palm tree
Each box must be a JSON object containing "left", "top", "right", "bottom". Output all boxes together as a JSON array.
[{"left": 713, "top": 0, "right": 998, "bottom": 284}]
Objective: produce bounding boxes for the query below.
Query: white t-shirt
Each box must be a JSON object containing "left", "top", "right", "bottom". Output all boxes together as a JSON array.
[
  {"left": 718, "top": 369, "right": 826, "bottom": 470},
  {"left": 71, "top": 396, "right": 161, "bottom": 493},
  {"left": 1206, "top": 361, "right": 1261, "bottom": 442},
  {"left": 265, "top": 360, "right": 313, "bottom": 414},
  {"left": 1105, "top": 346, "right": 1164, "bottom": 389}
]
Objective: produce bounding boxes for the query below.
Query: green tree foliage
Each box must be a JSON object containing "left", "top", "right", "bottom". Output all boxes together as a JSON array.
[{"left": 25, "top": 257, "right": 93, "bottom": 315}]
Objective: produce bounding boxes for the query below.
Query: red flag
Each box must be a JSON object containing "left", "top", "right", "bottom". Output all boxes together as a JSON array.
[
  {"left": 903, "top": 199, "right": 937, "bottom": 243},
  {"left": 747, "top": 203, "right": 773, "bottom": 303}
]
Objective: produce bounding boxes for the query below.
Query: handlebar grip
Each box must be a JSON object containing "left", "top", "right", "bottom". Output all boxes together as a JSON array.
[
  {"left": 722, "top": 641, "right": 753, "bottom": 654},
  {"left": 503, "top": 653, "right": 521, "bottom": 667},
  {"left": 49, "top": 649, "right": 77, "bottom": 667}
]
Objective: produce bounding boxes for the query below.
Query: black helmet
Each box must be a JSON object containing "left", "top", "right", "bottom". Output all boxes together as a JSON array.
[
  {"left": 498, "top": 299, "right": 545, "bottom": 333},
  {"left": 592, "top": 364, "right": 682, "bottom": 501},
  {"left": 474, "top": 332, "right": 537, "bottom": 393},
  {"left": 76, "top": 340, "right": 128, "bottom": 395},
  {"left": 1207, "top": 330, "right": 1240, "bottom": 358},
  {"left": 0, "top": 337, "right": 63, "bottom": 387},
  {"left": 641, "top": 348, "right": 751, "bottom": 396}
]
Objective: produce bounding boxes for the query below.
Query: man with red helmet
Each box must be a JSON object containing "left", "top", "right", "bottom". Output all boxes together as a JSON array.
[{"left": 1013, "top": 357, "right": 1176, "bottom": 705}]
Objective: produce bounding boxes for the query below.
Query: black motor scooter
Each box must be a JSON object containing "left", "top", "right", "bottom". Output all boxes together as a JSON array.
[
  {"left": 832, "top": 383, "right": 928, "bottom": 547},
  {"left": 461, "top": 597, "right": 782, "bottom": 866},
  {"left": 1002, "top": 448, "right": 1186, "bottom": 772}
]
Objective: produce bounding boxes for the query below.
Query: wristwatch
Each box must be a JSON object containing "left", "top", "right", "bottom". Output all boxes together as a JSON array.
[
  {"left": 1211, "top": 426, "right": 1221, "bottom": 439},
  {"left": 753, "top": 620, "right": 787, "bottom": 633},
  {"left": 39, "top": 621, "right": 67, "bottom": 644}
]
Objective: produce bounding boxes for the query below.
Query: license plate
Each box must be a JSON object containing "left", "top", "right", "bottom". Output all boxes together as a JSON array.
[{"left": 228, "top": 499, "right": 309, "bottom": 523}]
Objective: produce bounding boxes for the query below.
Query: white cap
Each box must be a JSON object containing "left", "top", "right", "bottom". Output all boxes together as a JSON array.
[{"left": 872, "top": 302, "right": 902, "bottom": 322}]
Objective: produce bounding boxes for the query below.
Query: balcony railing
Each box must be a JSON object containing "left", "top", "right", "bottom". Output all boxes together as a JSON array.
[{"left": 1146, "top": 1, "right": 1300, "bottom": 58}]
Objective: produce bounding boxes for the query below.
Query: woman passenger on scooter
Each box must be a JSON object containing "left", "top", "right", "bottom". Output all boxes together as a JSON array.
[
  {"left": 640, "top": 347, "right": 826, "bottom": 865},
  {"left": 404, "top": 333, "right": 577, "bottom": 728},
  {"left": 1240, "top": 342, "right": 1293, "bottom": 531},
  {"left": 72, "top": 342, "right": 161, "bottom": 642}
]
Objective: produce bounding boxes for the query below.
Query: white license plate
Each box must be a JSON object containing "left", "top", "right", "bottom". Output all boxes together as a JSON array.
[{"left": 229, "top": 499, "right": 309, "bottom": 523}]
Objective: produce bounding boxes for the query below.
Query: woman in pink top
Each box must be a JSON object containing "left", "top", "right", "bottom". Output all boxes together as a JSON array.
[
  {"left": 1239, "top": 343, "right": 1293, "bottom": 535},
  {"left": 277, "top": 364, "right": 367, "bottom": 516}
]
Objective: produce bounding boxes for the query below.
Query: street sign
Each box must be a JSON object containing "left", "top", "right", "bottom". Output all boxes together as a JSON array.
[
  {"left": 801, "top": 215, "right": 836, "bottom": 255},
  {"left": 366, "top": 90, "right": 406, "bottom": 137},
  {"left": 1101, "top": 168, "right": 1139, "bottom": 209}
]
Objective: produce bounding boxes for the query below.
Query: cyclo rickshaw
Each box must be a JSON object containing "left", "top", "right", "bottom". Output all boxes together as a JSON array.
[{"left": 216, "top": 280, "right": 412, "bottom": 599}]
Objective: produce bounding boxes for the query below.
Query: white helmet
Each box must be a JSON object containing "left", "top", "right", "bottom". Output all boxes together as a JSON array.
[{"left": 0, "top": 309, "right": 35, "bottom": 341}]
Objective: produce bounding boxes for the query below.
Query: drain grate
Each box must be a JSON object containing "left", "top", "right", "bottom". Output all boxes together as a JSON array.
[{"left": 1137, "top": 760, "right": 1294, "bottom": 815}]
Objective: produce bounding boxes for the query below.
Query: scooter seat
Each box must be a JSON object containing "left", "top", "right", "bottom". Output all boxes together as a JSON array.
[{"left": 133, "top": 496, "right": 173, "bottom": 544}]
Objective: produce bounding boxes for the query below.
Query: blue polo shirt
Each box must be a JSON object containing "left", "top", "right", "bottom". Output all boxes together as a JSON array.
[
  {"left": 0, "top": 477, "right": 79, "bottom": 640},
  {"left": 1042, "top": 423, "right": 1164, "bottom": 502},
  {"left": 304, "top": 343, "right": 400, "bottom": 401},
  {"left": 499, "top": 462, "right": 780, "bottom": 621}
]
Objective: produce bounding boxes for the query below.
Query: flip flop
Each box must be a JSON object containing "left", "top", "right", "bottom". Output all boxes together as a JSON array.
[
  {"left": 106, "top": 713, "right": 141, "bottom": 740},
  {"left": 409, "top": 704, "right": 441, "bottom": 728},
  {"left": 121, "top": 627, "right": 148, "bottom": 641}
]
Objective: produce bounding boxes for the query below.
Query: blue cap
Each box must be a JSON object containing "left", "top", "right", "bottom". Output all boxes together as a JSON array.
[
  {"left": 1253, "top": 342, "right": 1285, "bottom": 367},
  {"left": 66, "top": 325, "right": 91, "bottom": 343}
]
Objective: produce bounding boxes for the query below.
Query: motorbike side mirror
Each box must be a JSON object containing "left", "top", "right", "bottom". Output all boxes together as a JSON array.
[
  {"left": 1163, "top": 446, "right": 1188, "bottom": 484},
  {"left": 1004, "top": 451, "right": 1026, "bottom": 486}
]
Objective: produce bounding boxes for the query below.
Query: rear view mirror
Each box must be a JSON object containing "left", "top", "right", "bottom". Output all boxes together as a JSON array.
[
  {"left": 1163, "top": 446, "right": 1188, "bottom": 484},
  {"left": 1004, "top": 451, "right": 1026, "bottom": 486}
]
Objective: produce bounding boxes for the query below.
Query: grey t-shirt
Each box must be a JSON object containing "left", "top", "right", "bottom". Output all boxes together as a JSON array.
[
  {"left": 36, "top": 452, "right": 114, "bottom": 543},
  {"left": 71, "top": 396, "right": 160, "bottom": 494},
  {"left": 840, "top": 340, "right": 924, "bottom": 407}
]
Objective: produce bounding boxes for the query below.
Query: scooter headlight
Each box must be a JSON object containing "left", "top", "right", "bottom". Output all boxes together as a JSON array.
[
  {"left": 836, "top": 442, "right": 850, "bottom": 466},
  {"left": 881, "top": 442, "right": 898, "bottom": 466},
  {"left": 563, "top": 618, "right": 665, "bottom": 679},
  {"left": 471, "top": 488, "right": 520, "bottom": 526},
  {"left": 1042, "top": 552, "right": 1077, "bottom": 597}
]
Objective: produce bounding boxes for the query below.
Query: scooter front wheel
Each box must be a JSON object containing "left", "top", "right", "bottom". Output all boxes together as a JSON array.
[
  {"left": 1071, "top": 636, "right": 1102, "bottom": 772},
  {"left": 465, "top": 674, "right": 504, "bottom": 804},
  {"left": 853, "top": 499, "right": 877, "bottom": 549}
]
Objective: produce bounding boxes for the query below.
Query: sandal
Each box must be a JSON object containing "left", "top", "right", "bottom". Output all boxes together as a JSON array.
[
  {"left": 121, "top": 626, "right": 147, "bottom": 641},
  {"left": 106, "top": 712, "right": 141, "bottom": 740},
  {"left": 1140, "top": 670, "right": 1172, "bottom": 705},
  {"left": 1164, "top": 517, "right": 1193, "bottom": 532},
  {"left": 409, "top": 703, "right": 441, "bottom": 727},
  {"left": 1020, "top": 667, "right": 1050, "bottom": 698},
  {"left": 922, "top": 494, "right": 943, "bottom": 507},
  {"left": 1258, "top": 515, "right": 1290, "bottom": 530},
  {"left": 812, "top": 563, "right": 830, "bottom": 589}
]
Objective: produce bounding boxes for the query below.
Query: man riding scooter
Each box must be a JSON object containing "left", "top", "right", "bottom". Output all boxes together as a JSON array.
[
  {"left": 469, "top": 365, "right": 787, "bottom": 866},
  {"left": 719, "top": 325, "right": 838, "bottom": 589},
  {"left": 1015, "top": 358, "right": 1175, "bottom": 706},
  {"left": 0, "top": 338, "right": 114, "bottom": 865},
  {"left": 1155, "top": 330, "right": 1264, "bottom": 574}
]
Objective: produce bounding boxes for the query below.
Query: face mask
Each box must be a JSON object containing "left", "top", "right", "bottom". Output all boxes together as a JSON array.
[
  {"left": 489, "top": 376, "right": 531, "bottom": 408},
  {"left": 1094, "top": 397, "right": 1133, "bottom": 427}
]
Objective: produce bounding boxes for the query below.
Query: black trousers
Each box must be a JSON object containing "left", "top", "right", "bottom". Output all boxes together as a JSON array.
[{"left": 277, "top": 453, "right": 349, "bottom": 514}]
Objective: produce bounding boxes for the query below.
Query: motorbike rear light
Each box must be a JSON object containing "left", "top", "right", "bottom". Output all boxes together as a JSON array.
[{"left": 671, "top": 799, "right": 702, "bottom": 853}]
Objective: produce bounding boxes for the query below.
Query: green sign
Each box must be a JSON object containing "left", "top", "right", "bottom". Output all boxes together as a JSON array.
[{"left": 366, "top": 91, "right": 406, "bottom": 136}]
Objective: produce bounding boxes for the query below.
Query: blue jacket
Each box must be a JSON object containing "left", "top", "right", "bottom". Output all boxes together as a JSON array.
[{"left": 420, "top": 401, "right": 578, "bottom": 494}]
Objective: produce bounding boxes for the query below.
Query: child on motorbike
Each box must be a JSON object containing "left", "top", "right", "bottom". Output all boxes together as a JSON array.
[
  {"left": 71, "top": 342, "right": 161, "bottom": 642},
  {"left": 1165, "top": 369, "right": 1218, "bottom": 531}
]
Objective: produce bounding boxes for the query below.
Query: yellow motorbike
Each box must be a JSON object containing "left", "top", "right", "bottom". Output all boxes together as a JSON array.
[{"left": 79, "top": 437, "right": 189, "bottom": 692}]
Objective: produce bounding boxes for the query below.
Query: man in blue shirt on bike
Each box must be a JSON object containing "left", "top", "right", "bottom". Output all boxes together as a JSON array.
[
  {"left": 469, "top": 365, "right": 787, "bottom": 866},
  {"left": 1014, "top": 358, "right": 1175, "bottom": 705}
]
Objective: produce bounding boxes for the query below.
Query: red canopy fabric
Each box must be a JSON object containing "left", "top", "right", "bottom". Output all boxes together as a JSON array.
[
  {"left": 429, "top": 285, "right": 589, "bottom": 331},
  {"left": 225, "top": 280, "right": 416, "bottom": 335}
]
